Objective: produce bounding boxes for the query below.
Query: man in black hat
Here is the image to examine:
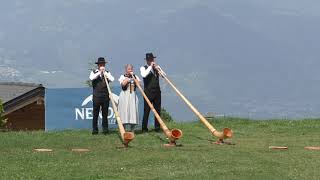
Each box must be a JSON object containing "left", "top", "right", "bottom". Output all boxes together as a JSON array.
[
  {"left": 89, "top": 57, "right": 115, "bottom": 135},
  {"left": 140, "top": 53, "right": 161, "bottom": 133}
]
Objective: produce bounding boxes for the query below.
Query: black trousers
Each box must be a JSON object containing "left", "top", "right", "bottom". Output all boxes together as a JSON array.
[
  {"left": 92, "top": 97, "right": 110, "bottom": 132},
  {"left": 142, "top": 90, "right": 161, "bottom": 130}
]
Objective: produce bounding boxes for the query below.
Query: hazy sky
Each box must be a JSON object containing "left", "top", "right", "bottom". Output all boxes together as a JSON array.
[{"left": 1, "top": 1, "right": 320, "bottom": 120}]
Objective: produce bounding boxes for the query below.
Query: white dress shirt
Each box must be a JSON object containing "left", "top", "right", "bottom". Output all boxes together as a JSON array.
[
  {"left": 89, "top": 69, "right": 115, "bottom": 82},
  {"left": 140, "top": 65, "right": 156, "bottom": 78}
]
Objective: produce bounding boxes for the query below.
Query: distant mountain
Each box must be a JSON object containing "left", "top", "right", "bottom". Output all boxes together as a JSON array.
[{"left": 1, "top": 0, "right": 320, "bottom": 120}]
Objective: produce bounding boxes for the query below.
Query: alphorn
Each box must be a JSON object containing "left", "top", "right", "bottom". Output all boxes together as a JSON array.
[
  {"left": 132, "top": 76, "right": 182, "bottom": 146},
  {"left": 155, "top": 66, "right": 233, "bottom": 142},
  {"left": 103, "top": 73, "right": 134, "bottom": 147}
]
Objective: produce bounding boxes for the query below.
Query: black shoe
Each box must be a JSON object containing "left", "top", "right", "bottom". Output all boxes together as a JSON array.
[
  {"left": 92, "top": 131, "right": 99, "bottom": 135},
  {"left": 102, "top": 129, "right": 109, "bottom": 135},
  {"left": 155, "top": 128, "right": 161, "bottom": 133},
  {"left": 142, "top": 128, "right": 149, "bottom": 133}
]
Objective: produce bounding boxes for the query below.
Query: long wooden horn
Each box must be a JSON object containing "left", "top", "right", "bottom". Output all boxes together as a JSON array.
[
  {"left": 133, "top": 77, "right": 182, "bottom": 146},
  {"left": 103, "top": 74, "right": 134, "bottom": 147},
  {"left": 155, "top": 67, "right": 233, "bottom": 142}
]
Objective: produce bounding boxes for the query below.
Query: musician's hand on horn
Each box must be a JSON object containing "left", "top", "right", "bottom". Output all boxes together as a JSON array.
[
  {"left": 99, "top": 66, "right": 105, "bottom": 75},
  {"left": 122, "top": 77, "right": 130, "bottom": 86}
]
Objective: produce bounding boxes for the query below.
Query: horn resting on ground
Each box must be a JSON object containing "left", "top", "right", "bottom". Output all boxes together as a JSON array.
[{"left": 154, "top": 66, "right": 233, "bottom": 141}]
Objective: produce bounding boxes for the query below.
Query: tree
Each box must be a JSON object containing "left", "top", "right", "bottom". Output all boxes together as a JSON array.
[
  {"left": 85, "top": 62, "right": 96, "bottom": 87},
  {"left": 0, "top": 98, "right": 7, "bottom": 129},
  {"left": 161, "top": 108, "right": 173, "bottom": 122}
]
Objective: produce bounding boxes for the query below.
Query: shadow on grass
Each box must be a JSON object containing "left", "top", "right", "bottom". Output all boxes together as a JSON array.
[
  {"left": 189, "top": 134, "right": 216, "bottom": 143},
  {"left": 189, "top": 134, "right": 236, "bottom": 145}
]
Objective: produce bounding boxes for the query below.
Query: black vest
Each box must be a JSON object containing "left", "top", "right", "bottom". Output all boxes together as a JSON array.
[
  {"left": 92, "top": 70, "right": 109, "bottom": 99},
  {"left": 143, "top": 65, "right": 160, "bottom": 92}
]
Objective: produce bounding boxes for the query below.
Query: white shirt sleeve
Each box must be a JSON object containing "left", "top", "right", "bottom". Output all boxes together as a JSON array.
[
  {"left": 105, "top": 71, "right": 115, "bottom": 82},
  {"left": 118, "top": 75, "right": 126, "bottom": 85},
  {"left": 140, "top": 66, "right": 152, "bottom": 78},
  {"left": 89, "top": 70, "right": 101, "bottom": 80}
]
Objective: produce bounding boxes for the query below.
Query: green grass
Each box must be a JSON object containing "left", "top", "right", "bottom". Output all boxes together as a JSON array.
[{"left": 0, "top": 118, "right": 320, "bottom": 180}]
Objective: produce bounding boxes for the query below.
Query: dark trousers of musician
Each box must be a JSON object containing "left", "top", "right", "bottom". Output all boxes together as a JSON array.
[
  {"left": 92, "top": 96, "right": 110, "bottom": 133},
  {"left": 142, "top": 90, "right": 161, "bottom": 131}
]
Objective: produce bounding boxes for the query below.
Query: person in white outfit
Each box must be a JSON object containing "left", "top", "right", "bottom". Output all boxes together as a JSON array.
[
  {"left": 118, "top": 64, "right": 141, "bottom": 132},
  {"left": 89, "top": 57, "right": 114, "bottom": 135}
]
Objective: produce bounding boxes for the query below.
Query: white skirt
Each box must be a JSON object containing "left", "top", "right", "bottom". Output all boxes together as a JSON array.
[{"left": 117, "top": 89, "right": 139, "bottom": 124}]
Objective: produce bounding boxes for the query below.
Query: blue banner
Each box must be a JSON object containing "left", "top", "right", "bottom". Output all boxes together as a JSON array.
[{"left": 45, "top": 87, "right": 154, "bottom": 131}]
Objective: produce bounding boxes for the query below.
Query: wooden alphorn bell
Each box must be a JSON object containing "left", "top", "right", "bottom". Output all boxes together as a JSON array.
[
  {"left": 132, "top": 76, "right": 182, "bottom": 146},
  {"left": 103, "top": 73, "right": 134, "bottom": 147}
]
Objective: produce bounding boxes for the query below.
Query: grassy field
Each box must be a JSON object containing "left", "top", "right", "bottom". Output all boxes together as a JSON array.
[{"left": 0, "top": 118, "right": 320, "bottom": 180}]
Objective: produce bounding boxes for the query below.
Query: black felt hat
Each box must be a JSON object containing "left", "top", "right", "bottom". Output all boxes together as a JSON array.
[
  {"left": 95, "top": 57, "right": 107, "bottom": 64},
  {"left": 145, "top": 53, "right": 156, "bottom": 60}
]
